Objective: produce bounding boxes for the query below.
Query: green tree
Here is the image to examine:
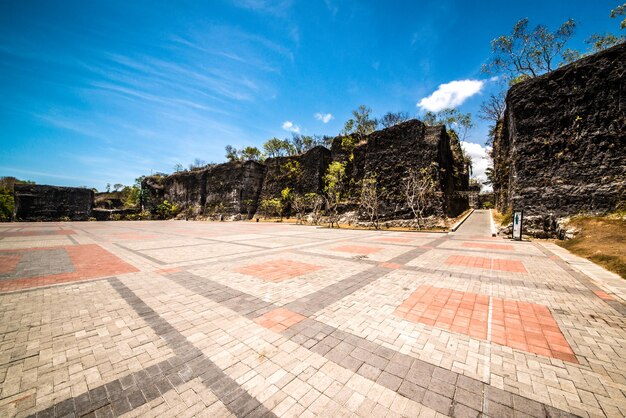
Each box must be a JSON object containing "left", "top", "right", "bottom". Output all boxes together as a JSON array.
[
  {"left": 342, "top": 105, "right": 378, "bottom": 137},
  {"left": 612, "top": 3, "right": 626, "bottom": 29},
  {"left": 259, "top": 198, "right": 282, "bottom": 219},
  {"left": 323, "top": 161, "right": 346, "bottom": 228},
  {"left": 380, "top": 111, "right": 410, "bottom": 128},
  {"left": 263, "top": 137, "right": 293, "bottom": 158},
  {"left": 225, "top": 145, "right": 239, "bottom": 161},
  {"left": 482, "top": 18, "right": 576, "bottom": 81},
  {"left": 423, "top": 109, "right": 473, "bottom": 141},
  {"left": 155, "top": 200, "right": 180, "bottom": 219},
  {"left": 241, "top": 146, "right": 264, "bottom": 162}
]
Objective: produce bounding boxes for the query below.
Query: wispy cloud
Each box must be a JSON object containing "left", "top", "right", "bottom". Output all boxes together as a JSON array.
[
  {"left": 314, "top": 112, "right": 334, "bottom": 123},
  {"left": 417, "top": 79, "right": 484, "bottom": 112},
  {"left": 0, "top": 166, "right": 101, "bottom": 185},
  {"left": 282, "top": 120, "right": 300, "bottom": 133},
  {"left": 324, "top": 0, "right": 339, "bottom": 16}
]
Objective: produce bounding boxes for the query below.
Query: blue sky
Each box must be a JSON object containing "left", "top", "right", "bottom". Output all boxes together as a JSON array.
[{"left": 0, "top": 0, "right": 621, "bottom": 190}]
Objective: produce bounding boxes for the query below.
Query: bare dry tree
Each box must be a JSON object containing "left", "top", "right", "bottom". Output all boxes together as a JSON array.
[
  {"left": 403, "top": 166, "right": 437, "bottom": 229},
  {"left": 359, "top": 176, "right": 384, "bottom": 229}
]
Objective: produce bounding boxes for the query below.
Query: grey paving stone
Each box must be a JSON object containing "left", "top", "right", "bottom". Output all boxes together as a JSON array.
[{"left": 422, "top": 390, "right": 453, "bottom": 415}]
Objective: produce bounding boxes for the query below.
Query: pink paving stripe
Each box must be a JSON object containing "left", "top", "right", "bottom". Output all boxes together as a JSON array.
[
  {"left": 395, "top": 285, "right": 577, "bottom": 363},
  {"left": 0, "top": 230, "right": 76, "bottom": 237},
  {"left": 0, "top": 255, "right": 21, "bottom": 273},
  {"left": 463, "top": 242, "right": 514, "bottom": 251},
  {"left": 445, "top": 255, "right": 527, "bottom": 273},
  {"left": 235, "top": 260, "right": 322, "bottom": 282},
  {"left": 332, "top": 245, "right": 382, "bottom": 255},
  {"left": 592, "top": 290, "right": 615, "bottom": 301}
]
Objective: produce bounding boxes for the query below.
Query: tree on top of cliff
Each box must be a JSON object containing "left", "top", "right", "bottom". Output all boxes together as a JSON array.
[
  {"left": 263, "top": 137, "right": 295, "bottom": 158},
  {"left": 482, "top": 17, "right": 576, "bottom": 82},
  {"left": 380, "top": 111, "right": 410, "bottom": 128},
  {"left": 342, "top": 105, "right": 378, "bottom": 137},
  {"left": 562, "top": 4, "right": 625, "bottom": 64},
  {"left": 423, "top": 109, "right": 473, "bottom": 142},
  {"left": 225, "top": 145, "right": 264, "bottom": 162}
]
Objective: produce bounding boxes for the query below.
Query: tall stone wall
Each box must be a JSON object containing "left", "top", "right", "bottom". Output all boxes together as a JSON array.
[
  {"left": 14, "top": 184, "right": 93, "bottom": 221},
  {"left": 141, "top": 120, "right": 469, "bottom": 220},
  {"left": 142, "top": 161, "right": 265, "bottom": 218},
  {"left": 494, "top": 43, "right": 626, "bottom": 225},
  {"left": 331, "top": 120, "right": 468, "bottom": 218},
  {"left": 259, "top": 146, "right": 332, "bottom": 200}
]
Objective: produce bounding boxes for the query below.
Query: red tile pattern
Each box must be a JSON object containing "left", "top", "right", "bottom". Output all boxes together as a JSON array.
[
  {"left": 0, "top": 230, "right": 76, "bottom": 237},
  {"left": 491, "top": 299, "right": 577, "bottom": 363},
  {"left": 395, "top": 285, "right": 489, "bottom": 339},
  {"left": 0, "top": 245, "right": 139, "bottom": 293},
  {"left": 463, "top": 242, "right": 514, "bottom": 251},
  {"left": 254, "top": 308, "right": 306, "bottom": 332},
  {"left": 235, "top": 260, "right": 322, "bottom": 282},
  {"left": 379, "top": 262, "right": 402, "bottom": 269},
  {"left": 592, "top": 290, "right": 615, "bottom": 301},
  {"left": 445, "top": 255, "right": 527, "bottom": 273},
  {"left": 395, "top": 285, "right": 577, "bottom": 363},
  {"left": 332, "top": 245, "right": 382, "bottom": 255},
  {"left": 0, "top": 255, "right": 21, "bottom": 273}
]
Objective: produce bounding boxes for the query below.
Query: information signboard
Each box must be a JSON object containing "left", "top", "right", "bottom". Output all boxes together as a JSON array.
[{"left": 512, "top": 210, "right": 523, "bottom": 241}]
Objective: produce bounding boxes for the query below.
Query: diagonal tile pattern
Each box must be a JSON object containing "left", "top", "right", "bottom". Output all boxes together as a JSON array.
[{"left": 0, "top": 212, "right": 624, "bottom": 417}]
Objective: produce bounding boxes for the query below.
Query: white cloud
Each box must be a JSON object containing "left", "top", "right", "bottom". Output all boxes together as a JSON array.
[
  {"left": 417, "top": 79, "right": 484, "bottom": 112},
  {"left": 282, "top": 120, "right": 300, "bottom": 133},
  {"left": 314, "top": 112, "right": 334, "bottom": 123},
  {"left": 461, "top": 141, "right": 493, "bottom": 191}
]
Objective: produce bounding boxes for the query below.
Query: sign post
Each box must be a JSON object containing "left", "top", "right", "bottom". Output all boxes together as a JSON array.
[{"left": 512, "top": 210, "right": 523, "bottom": 241}]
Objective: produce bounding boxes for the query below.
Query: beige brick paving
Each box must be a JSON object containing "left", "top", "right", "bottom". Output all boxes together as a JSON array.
[{"left": 0, "top": 216, "right": 625, "bottom": 417}]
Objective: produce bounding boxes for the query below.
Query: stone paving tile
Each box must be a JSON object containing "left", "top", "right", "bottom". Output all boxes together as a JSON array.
[
  {"left": 445, "top": 254, "right": 527, "bottom": 273},
  {"left": 0, "top": 218, "right": 624, "bottom": 417},
  {"left": 0, "top": 244, "right": 138, "bottom": 293},
  {"left": 235, "top": 259, "right": 323, "bottom": 282}
]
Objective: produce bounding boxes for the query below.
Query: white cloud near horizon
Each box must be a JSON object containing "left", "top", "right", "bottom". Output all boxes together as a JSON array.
[
  {"left": 417, "top": 79, "right": 484, "bottom": 112},
  {"left": 282, "top": 120, "right": 300, "bottom": 133},
  {"left": 314, "top": 112, "right": 333, "bottom": 123},
  {"left": 461, "top": 141, "right": 492, "bottom": 191}
]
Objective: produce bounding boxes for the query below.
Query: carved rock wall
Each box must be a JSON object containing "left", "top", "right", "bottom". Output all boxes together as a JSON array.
[
  {"left": 259, "top": 146, "right": 332, "bottom": 200},
  {"left": 335, "top": 120, "right": 469, "bottom": 218},
  {"left": 495, "top": 43, "right": 626, "bottom": 222},
  {"left": 14, "top": 185, "right": 93, "bottom": 221},
  {"left": 142, "top": 161, "right": 265, "bottom": 218}
]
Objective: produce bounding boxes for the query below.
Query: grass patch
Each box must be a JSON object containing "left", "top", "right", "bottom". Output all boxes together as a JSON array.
[
  {"left": 557, "top": 216, "right": 626, "bottom": 279},
  {"left": 492, "top": 209, "right": 512, "bottom": 226}
]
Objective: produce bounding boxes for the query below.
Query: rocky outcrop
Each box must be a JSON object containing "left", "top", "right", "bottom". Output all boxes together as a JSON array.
[
  {"left": 259, "top": 146, "right": 332, "bottom": 200},
  {"left": 14, "top": 185, "right": 93, "bottom": 221},
  {"left": 141, "top": 120, "right": 470, "bottom": 221},
  {"left": 142, "top": 161, "right": 265, "bottom": 218},
  {"left": 494, "top": 43, "right": 626, "bottom": 231},
  {"left": 334, "top": 120, "right": 469, "bottom": 218}
]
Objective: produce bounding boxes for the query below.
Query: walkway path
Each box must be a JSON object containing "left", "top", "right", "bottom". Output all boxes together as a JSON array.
[
  {"left": 452, "top": 209, "right": 492, "bottom": 237},
  {"left": 0, "top": 221, "right": 624, "bottom": 417}
]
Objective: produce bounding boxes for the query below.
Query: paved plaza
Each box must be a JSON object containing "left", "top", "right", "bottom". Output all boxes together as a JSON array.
[{"left": 1, "top": 211, "right": 625, "bottom": 417}]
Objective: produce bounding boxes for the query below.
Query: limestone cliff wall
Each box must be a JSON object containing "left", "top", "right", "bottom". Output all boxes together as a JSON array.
[
  {"left": 14, "top": 184, "right": 93, "bottom": 221},
  {"left": 259, "top": 146, "right": 332, "bottom": 200},
  {"left": 142, "top": 161, "right": 265, "bottom": 218},
  {"left": 141, "top": 120, "right": 469, "bottom": 220},
  {"left": 334, "top": 120, "right": 468, "bottom": 218},
  {"left": 495, "top": 43, "right": 625, "bottom": 222}
]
